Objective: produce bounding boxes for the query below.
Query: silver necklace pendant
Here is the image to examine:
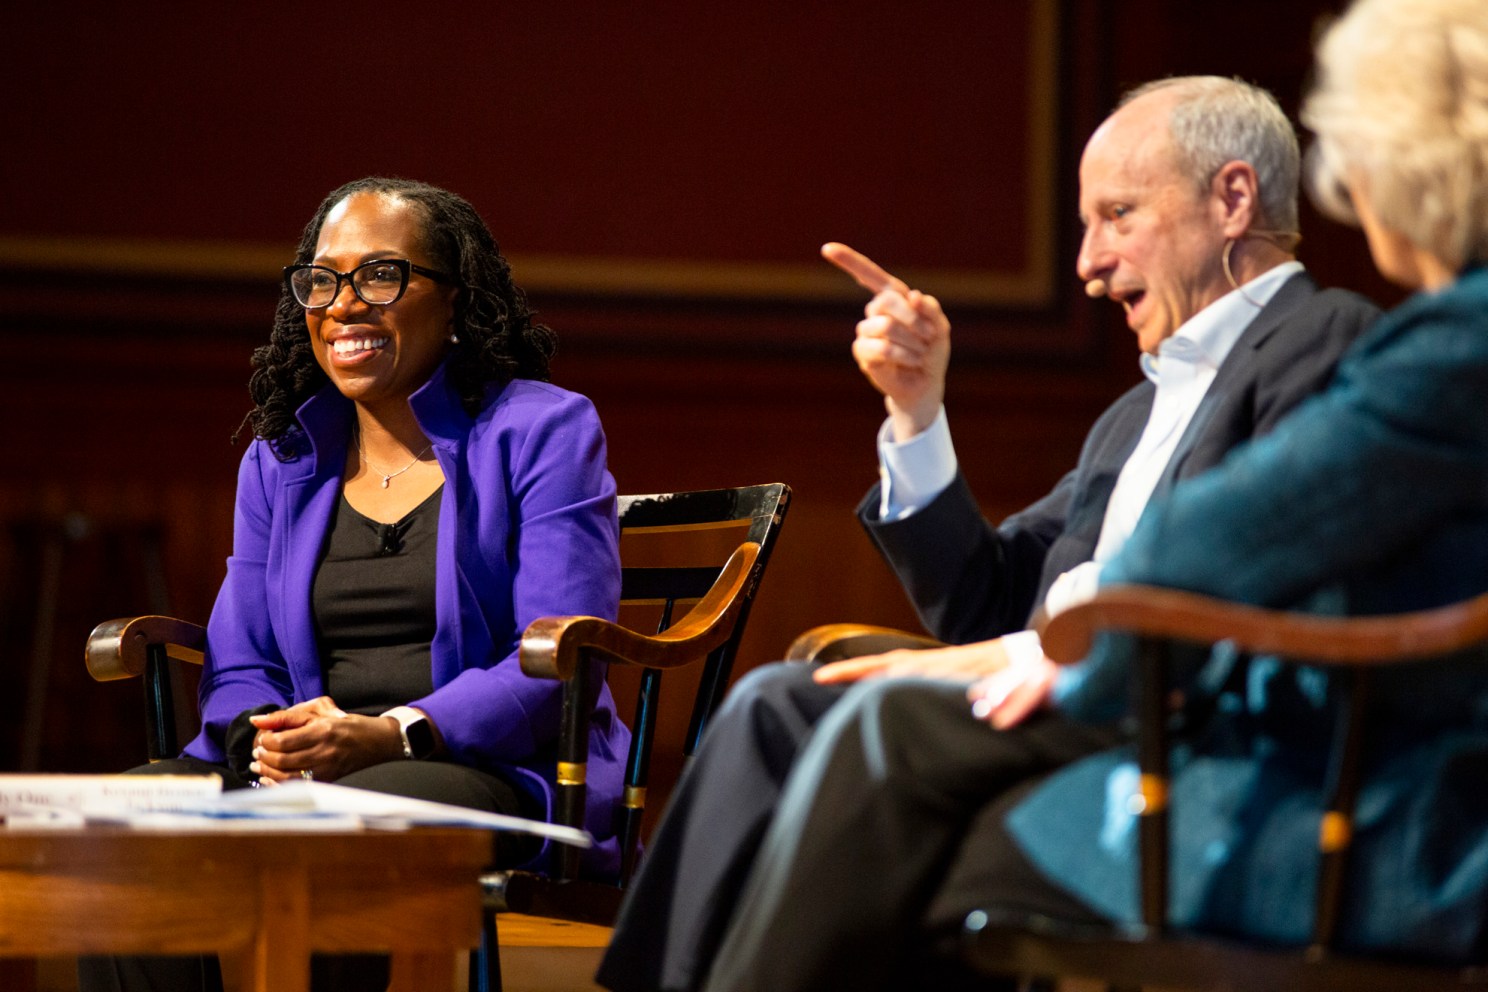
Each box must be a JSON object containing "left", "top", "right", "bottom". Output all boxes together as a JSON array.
[{"left": 357, "top": 431, "right": 433, "bottom": 490}]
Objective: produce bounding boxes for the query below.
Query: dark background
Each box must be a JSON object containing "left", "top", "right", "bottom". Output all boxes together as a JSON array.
[{"left": 0, "top": 1, "right": 1400, "bottom": 779}]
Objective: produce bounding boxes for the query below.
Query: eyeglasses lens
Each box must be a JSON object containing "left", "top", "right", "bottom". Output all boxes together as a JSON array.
[
  {"left": 352, "top": 262, "right": 408, "bottom": 305},
  {"left": 289, "top": 261, "right": 409, "bottom": 308},
  {"left": 287, "top": 268, "right": 326, "bottom": 308}
]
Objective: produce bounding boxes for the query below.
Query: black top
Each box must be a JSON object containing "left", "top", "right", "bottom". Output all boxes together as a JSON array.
[{"left": 312, "top": 486, "right": 442, "bottom": 716}]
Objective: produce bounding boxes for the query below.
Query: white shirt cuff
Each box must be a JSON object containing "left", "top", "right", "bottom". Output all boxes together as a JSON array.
[
  {"left": 999, "top": 628, "right": 1046, "bottom": 669},
  {"left": 1042, "top": 563, "right": 1103, "bottom": 709},
  {"left": 1043, "top": 561, "right": 1104, "bottom": 618},
  {"left": 876, "top": 406, "right": 957, "bottom": 521}
]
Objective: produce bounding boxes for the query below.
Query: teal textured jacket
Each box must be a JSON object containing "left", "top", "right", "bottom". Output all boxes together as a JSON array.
[{"left": 1013, "top": 265, "right": 1488, "bottom": 961}]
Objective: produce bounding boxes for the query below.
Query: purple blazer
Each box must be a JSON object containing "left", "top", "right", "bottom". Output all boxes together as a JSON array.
[{"left": 184, "top": 363, "right": 629, "bottom": 875}]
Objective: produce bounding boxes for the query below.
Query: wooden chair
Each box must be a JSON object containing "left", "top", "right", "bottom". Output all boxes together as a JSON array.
[
  {"left": 86, "top": 481, "right": 792, "bottom": 992},
  {"left": 790, "top": 587, "right": 1488, "bottom": 991}
]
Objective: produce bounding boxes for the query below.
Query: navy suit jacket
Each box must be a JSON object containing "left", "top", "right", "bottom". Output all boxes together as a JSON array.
[{"left": 858, "top": 272, "right": 1380, "bottom": 644}]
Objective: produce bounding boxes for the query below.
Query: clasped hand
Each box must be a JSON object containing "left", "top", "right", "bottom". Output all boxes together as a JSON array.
[{"left": 248, "top": 696, "right": 403, "bottom": 784}]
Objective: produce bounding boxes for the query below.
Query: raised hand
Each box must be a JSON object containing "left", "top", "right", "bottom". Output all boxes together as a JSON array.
[{"left": 822, "top": 242, "right": 952, "bottom": 440}]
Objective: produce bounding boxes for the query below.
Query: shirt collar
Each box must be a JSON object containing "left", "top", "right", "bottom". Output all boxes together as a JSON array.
[{"left": 1141, "top": 261, "right": 1304, "bottom": 383}]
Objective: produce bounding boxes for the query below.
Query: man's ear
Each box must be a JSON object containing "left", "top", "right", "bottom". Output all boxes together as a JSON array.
[{"left": 1213, "top": 160, "right": 1261, "bottom": 238}]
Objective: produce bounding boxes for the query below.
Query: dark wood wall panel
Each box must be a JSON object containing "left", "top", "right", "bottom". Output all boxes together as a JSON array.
[
  {"left": 0, "top": 0, "right": 1396, "bottom": 775},
  {"left": 0, "top": 4, "right": 1067, "bottom": 318}
]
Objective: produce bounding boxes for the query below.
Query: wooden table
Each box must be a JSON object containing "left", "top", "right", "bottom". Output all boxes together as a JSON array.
[{"left": 0, "top": 826, "right": 494, "bottom": 992}]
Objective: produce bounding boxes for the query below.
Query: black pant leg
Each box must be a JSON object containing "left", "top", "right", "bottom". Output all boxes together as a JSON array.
[
  {"left": 596, "top": 663, "right": 846, "bottom": 992},
  {"left": 903, "top": 774, "right": 1112, "bottom": 991},
  {"left": 336, "top": 758, "right": 540, "bottom": 866},
  {"left": 924, "top": 774, "right": 1110, "bottom": 934},
  {"left": 76, "top": 954, "right": 223, "bottom": 992},
  {"left": 700, "top": 678, "right": 1118, "bottom": 992}
]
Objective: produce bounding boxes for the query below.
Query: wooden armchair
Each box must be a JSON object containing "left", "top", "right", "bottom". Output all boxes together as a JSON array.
[
  {"left": 784, "top": 622, "right": 942, "bottom": 664},
  {"left": 86, "top": 482, "right": 791, "bottom": 992},
  {"left": 789, "top": 589, "right": 1488, "bottom": 991},
  {"left": 963, "top": 584, "right": 1488, "bottom": 991}
]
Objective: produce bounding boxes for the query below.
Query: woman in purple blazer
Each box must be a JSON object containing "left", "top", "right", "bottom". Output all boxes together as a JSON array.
[
  {"left": 187, "top": 176, "right": 627, "bottom": 874},
  {"left": 83, "top": 175, "right": 628, "bottom": 992}
]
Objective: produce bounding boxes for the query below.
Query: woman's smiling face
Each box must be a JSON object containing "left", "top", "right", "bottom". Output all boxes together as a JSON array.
[{"left": 304, "top": 192, "right": 458, "bottom": 412}]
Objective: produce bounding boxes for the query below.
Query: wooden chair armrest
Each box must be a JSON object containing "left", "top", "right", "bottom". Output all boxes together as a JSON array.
[
  {"left": 784, "top": 623, "right": 945, "bottom": 664},
  {"left": 85, "top": 615, "right": 206, "bottom": 681},
  {"left": 521, "top": 542, "right": 761, "bottom": 680},
  {"left": 1041, "top": 583, "right": 1488, "bottom": 666}
]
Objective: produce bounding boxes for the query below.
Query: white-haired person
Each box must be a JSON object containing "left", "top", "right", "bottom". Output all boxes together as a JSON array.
[{"left": 675, "top": 1, "right": 1488, "bottom": 989}]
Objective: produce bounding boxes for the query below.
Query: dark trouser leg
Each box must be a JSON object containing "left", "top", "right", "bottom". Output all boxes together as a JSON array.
[
  {"left": 75, "top": 954, "right": 223, "bottom": 992},
  {"left": 907, "top": 776, "right": 1112, "bottom": 989},
  {"left": 336, "top": 759, "right": 542, "bottom": 867},
  {"left": 596, "top": 663, "right": 847, "bottom": 992},
  {"left": 700, "top": 678, "right": 1118, "bottom": 992},
  {"left": 923, "top": 775, "right": 1110, "bottom": 933}
]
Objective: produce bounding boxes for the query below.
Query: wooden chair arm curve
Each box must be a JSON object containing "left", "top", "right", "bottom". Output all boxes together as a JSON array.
[
  {"left": 521, "top": 542, "right": 761, "bottom": 680},
  {"left": 85, "top": 615, "right": 207, "bottom": 681},
  {"left": 1041, "top": 584, "right": 1488, "bottom": 666},
  {"left": 784, "top": 624, "right": 945, "bottom": 664}
]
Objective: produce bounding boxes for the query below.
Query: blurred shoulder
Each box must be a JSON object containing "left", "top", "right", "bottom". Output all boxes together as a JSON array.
[
  {"left": 1367, "top": 266, "right": 1488, "bottom": 343},
  {"left": 1265, "top": 277, "right": 1381, "bottom": 358},
  {"left": 1305, "top": 284, "right": 1381, "bottom": 323}
]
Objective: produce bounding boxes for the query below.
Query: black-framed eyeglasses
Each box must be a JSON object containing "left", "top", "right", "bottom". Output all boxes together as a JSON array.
[{"left": 282, "top": 258, "right": 456, "bottom": 309}]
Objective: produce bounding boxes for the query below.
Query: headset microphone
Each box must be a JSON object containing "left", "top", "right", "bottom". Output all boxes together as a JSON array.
[{"left": 1084, "top": 279, "right": 1108, "bottom": 298}]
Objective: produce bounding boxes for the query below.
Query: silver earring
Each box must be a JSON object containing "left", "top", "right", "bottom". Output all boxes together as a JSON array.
[{"left": 449, "top": 333, "right": 460, "bottom": 344}]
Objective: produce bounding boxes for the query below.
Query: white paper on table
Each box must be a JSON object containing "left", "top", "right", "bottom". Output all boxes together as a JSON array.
[
  {"left": 215, "top": 780, "right": 593, "bottom": 847},
  {"left": 110, "top": 806, "right": 367, "bottom": 832}
]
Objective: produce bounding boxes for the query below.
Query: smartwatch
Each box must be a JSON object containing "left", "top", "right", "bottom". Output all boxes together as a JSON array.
[{"left": 383, "top": 706, "right": 438, "bottom": 760}]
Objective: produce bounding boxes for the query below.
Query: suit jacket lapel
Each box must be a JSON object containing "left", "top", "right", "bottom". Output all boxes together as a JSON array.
[
  {"left": 1156, "top": 271, "right": 1318, "bottom": 493},
  {"left": 276, "top": 388, "right": 354, "bottom": 701}
]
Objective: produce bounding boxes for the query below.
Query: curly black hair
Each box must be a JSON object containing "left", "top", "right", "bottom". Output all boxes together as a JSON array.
[{"left": 241, "top": 177, "right": 557, "bottom": 450}]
